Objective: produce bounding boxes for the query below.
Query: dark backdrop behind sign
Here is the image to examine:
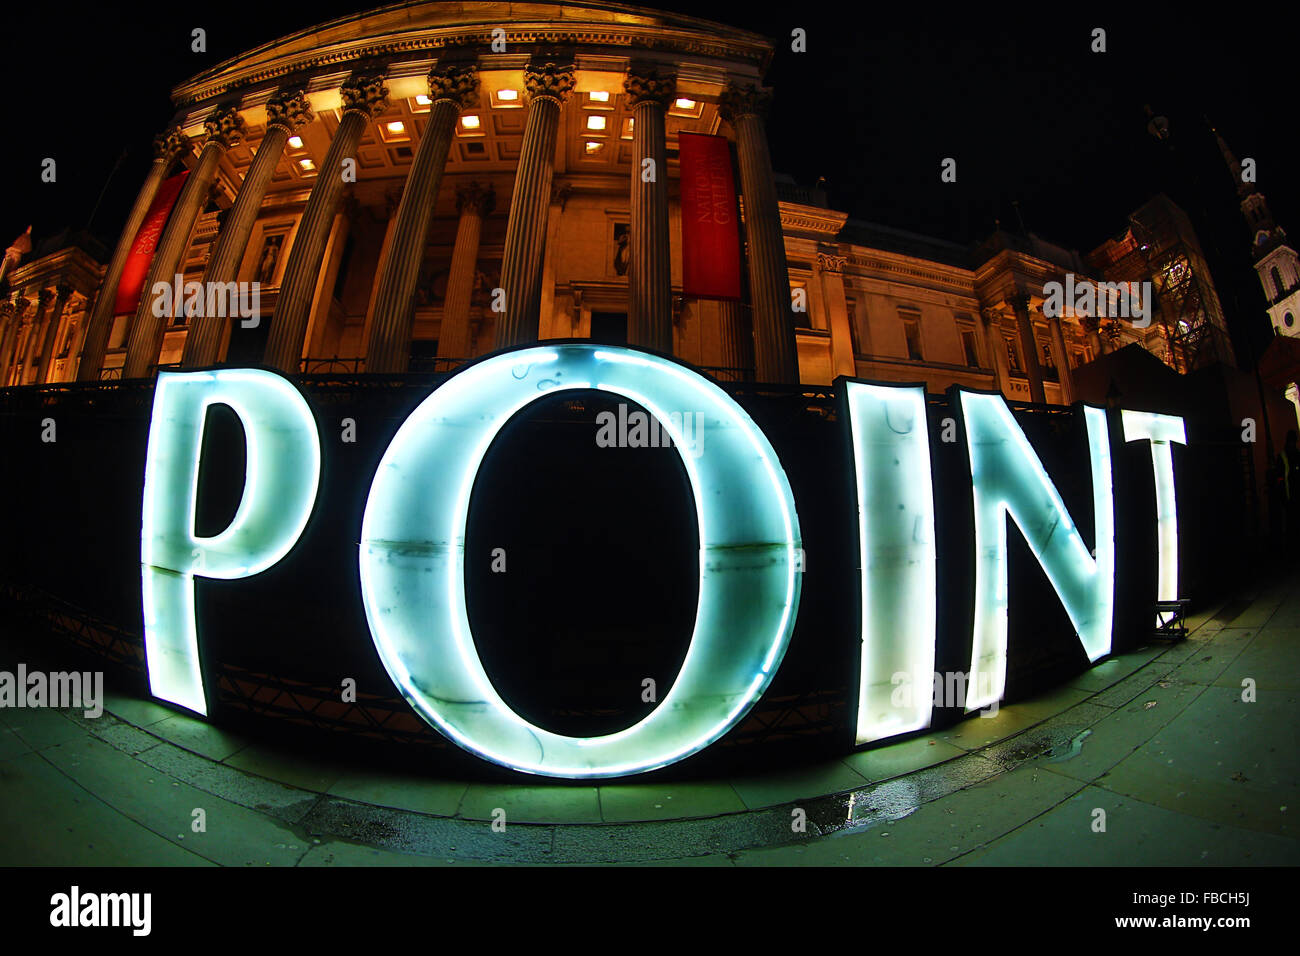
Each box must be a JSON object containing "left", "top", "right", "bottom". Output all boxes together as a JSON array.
[{"left": 0, "top": 375, "right": 1248, "bottom": 779}]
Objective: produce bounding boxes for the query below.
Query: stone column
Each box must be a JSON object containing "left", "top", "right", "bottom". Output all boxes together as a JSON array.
[
  {"left": 1047, "top": 313, "right": 1074, "bottom": 404},
  {"left": 1082, "top": 315, "right": 1105, "bottom": 358},
  {"left": 1008, "top": 293, "right": 1045, "bottom": 403},
  {"left": 183, "top": 91, "right": 313, "bottom": 367},
  {"left": 817, "top": 252, "right": 855, "bottom": 378},
  {"left": 78, "top": 128, "right": 190, "bottom": 382},
  {"left": 624, "top": 67, "right": 674, "bottom": 354},
  {"left": 18, "top": 289, "right": 54, "bottom": 384},
  {"left": 496, "top": 61, "right": 575, "bottom": 348},
  {"left": 1, "top": 296, "right": 30, "bottom": 386},
  {"left": 264, "top": 73, "right": 388, "bottom": 373},
  {"left": 36, "top": 282, "right": 74, "bottom": 384},
  {"left": 123, "top": 107, "right": 245, "bottom": 378},
  {"left": 719, "top": 84, "right": 798, "bottom": 384},
  {"left": 366, "top": 64, "right": 478, "bottom": 373},
  {"left": 0, "top": 300, "right": 17, "bottom": 386},
  {"left": 981, "top": 307, "right": 1010, "bottom": 394},
  {"left": 1286, "top": 383, "right": 1300, "bottom": 436},
  {"left": 717, "top": 300, "right": 754, "bottom": 378},
  {"left": 437, "top": 181, "right": 495, "bottom": 361}
]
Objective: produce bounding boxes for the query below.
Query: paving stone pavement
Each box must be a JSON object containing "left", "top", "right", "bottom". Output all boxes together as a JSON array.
[{"left": 1, "top": 570, "right": 1297, "bottom": 866}]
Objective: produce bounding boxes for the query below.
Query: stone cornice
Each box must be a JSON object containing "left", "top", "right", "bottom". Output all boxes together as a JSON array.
[
  {"left": 6, "top": 247, "right": 105, "bottom": 294},
  {"left": 842, "top": 250, "right": 977, "bottom": 296},
  {"left": 170, "top": 6, "right": 772, "bottom": 109},
  {"left": 778, "top": 202, "right": 848, "bottom": 239}
]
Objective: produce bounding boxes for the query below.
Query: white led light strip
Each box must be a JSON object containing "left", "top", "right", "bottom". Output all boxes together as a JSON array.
[
  {"left": 960, "top": 393, "right": 1115, "bottom": 712},
  {"left": 1121, "top": 410, "right": 1186, "bottom": 624},
  {"left": 358, "top": 345, "right": 803, "bottom": 778},
  {"left": 845, "top": 382, "right": 937, "bottom": 744}
]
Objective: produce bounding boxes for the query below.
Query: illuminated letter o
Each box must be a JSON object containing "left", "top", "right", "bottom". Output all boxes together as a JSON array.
[{"left": 359, "top": 345, "right": 802, "bottom": 777}]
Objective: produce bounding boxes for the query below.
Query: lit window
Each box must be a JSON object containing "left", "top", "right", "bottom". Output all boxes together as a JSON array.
[
  {"left": 298, "top": 159, "right": 316, "bottom": 172},
  {"left": 461, "top": 115, "right": 481, "bottom": 129},
  {"left": 287, "top": 135, "right": 303, "bottom": 149},
  {"left": 674, "top": 98, "right": 696, "bottom": 110},
  {"left": 415, "top": 94, "right": 432, "bottom": 106},
  {"left": 498, "top": 89, "right": 518, "bottom": 101},
  {"left": 586, "top": 115, "right": 607, "bottom": 131},
  {"left": 584, "top": 141, "right": 604, "bottom": 154},
  {"left": 589, "top": 91, "right": 610, "bottom": 102},
  {"left": 386, "top": 121, "right": 406, "bottom": 135}
]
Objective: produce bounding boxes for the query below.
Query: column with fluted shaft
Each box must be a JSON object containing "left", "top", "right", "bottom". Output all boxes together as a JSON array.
[
  {"left": 264, "top": 74, "right": 388, "bottom": 373},
  {"left": 182, "top": 91, "right": 313, "bottom": 368},
  {"left": 719, "top": 84, "right": 798, "bottom": 384},
  {"left": 36, "top": 282, "right": 74, "bottom": 383},
  {"left": 1008, "top": 293, "right": 1045, "bottom": 403},
  {"left": 624, "top": 67, "right": 674, "bottom": 354},
  {"left": 4, "top": 297, "right": 31, "bottom": 386},
  {"left": 0, "top": 301, "right": 17, "bottom": 385},
  {"left": 123, "top": 107, "right": 245, "bottom": 378},
  {"left": 437, "top": 181, "right": 495, "bottom": 361},
  {"left": 981, "top": 307, "right": 1009, "bottom": 394},
  {"left": 1047, "top": 313, "right": 1074, "bottom": 404},
  {"left": 78, "top": 128, "right": 189, "bottom": 382},
  {"left": 366, "top": 64, "right": 478, "bottom": 373},
  {"left": 19, "top": 289, "right": 54, "bottom": 384},
  {"left": 496, "top": 61, "right": 575, "bottom": 347},
  {"left": 718, "top": 300, "right": 754, "bottom": 377}
]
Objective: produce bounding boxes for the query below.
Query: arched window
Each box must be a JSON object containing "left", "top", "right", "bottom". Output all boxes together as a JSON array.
[{"left": 1272, "top": 267, "right": 1285, "bottom": 299}]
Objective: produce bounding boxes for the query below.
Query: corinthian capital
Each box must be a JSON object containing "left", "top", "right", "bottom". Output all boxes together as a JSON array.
[
  {"left": 623, "top": 68, "right": 676, "bottom": 107},
  {"left": 718, "top": 84, "right": 772, "bottom": 123},
  {"left": 455, "top": 180, "right": 496, "bottom": 216},
  {"left": 153, "top": 126, "right": 191, "bottom": 165},
  {"left": 816, "top": 253, "right": 847, "bottom": 274},
  {"left": 203, "top": 106, "right": 245, "bottom": 149},
  {"left": 523, "top": 61, "right": 576, "bottom": 104},
  {"left": 265, "top": 90, "right": 314, "bottom": 133},
  {"left": 428, "top": 64, "right": 480, "bottom": 110},
  {"left": 340, "top": 73, "right": 390, "bottom": 119}
]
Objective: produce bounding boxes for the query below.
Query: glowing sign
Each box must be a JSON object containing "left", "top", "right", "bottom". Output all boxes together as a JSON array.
[
  {"left": 960, "top": 392, "right": 1115, "bottom": 712},
  {"left": 141, "top": 370, "right": 320, "bottom": 714},
  {"left": 357, "top": 345, "right": 802, "bottom": 777},
  {"left": 844, "top": 382, "right": 937, "bottom": 744},
  {"left": 133, "top": 348, "right": 1187, "bottom": 777},
  {"left": 1122, "top": 410, "right": 1186, "bottom": 623}
]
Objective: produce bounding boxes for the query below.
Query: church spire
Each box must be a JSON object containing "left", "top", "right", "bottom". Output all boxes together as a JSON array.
[
  {"left": 1210, "top": 121, "right": 1283, "bottom": 261},
  {"left": 1212, "top": 125, "right": 1254, "bottom": 201}
]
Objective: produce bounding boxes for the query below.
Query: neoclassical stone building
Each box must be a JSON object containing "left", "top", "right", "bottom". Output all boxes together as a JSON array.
[{"left": 1, "top": 2, "right": 1195, "bottom": 397}]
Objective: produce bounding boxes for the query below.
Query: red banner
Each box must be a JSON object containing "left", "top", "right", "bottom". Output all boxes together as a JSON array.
[
  {"left": 678, "top": 133, "right": 742, "bottom": 301},
  {"left": 113, "top": 171, "right": 189, "bottom": 318}
]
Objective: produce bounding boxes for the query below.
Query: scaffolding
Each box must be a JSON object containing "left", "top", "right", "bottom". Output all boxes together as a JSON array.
[{"left": 1124, "top": 198, "right": 1238, "bottom": 373}]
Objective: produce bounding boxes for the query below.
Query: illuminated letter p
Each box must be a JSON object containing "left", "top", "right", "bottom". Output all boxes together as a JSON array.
[{"left": 141, "top": 370, "right": 320, "bottom": 714}]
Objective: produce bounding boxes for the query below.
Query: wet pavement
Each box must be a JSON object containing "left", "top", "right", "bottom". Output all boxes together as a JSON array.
[{"left": 1, "top": 570, "right": 1297, "bottom": 866}]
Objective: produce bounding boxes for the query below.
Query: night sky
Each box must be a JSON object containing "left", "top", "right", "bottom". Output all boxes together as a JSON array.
[{"left": 2, "top": 2, "right": 1290, "bottom": 359}]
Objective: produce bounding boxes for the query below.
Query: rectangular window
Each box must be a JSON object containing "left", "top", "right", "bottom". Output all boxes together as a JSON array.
[
  {"left": 901, "top": 312, "right": 923, "bottom": 360},
  {"left": 960, "top": 329, "right": 980, "bottom": 367},
  {"left": 791, "top": 281, "right": 812, "bottom": 329}
]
